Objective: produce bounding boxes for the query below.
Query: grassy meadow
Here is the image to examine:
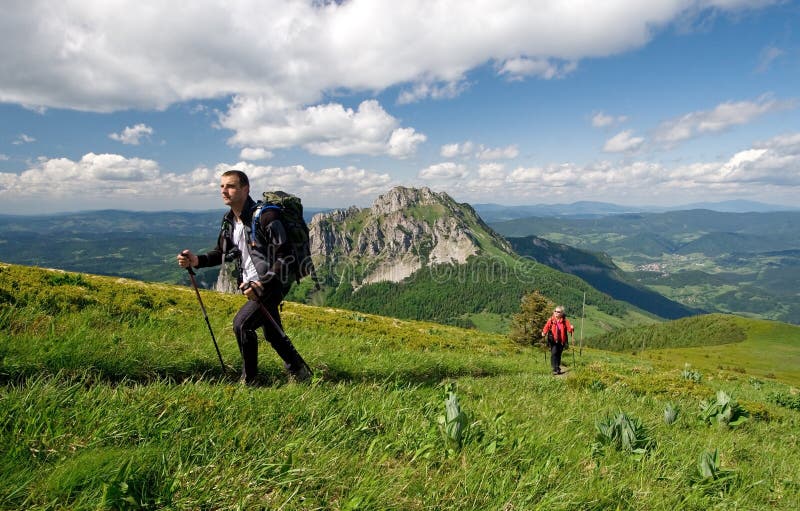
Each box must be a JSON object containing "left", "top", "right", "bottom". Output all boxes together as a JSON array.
[
  {"left": 640, "top": 318, "right": 800, "bottom": 386},
  {"left": 2, "top": 263, "right": 800, "bottom": 510}
]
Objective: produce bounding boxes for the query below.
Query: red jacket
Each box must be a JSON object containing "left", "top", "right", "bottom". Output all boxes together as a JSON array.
[{"left": 542, "top": 316, "right": 574, "bottom": 344}]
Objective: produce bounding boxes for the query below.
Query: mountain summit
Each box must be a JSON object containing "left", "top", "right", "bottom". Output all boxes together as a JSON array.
[{"left": 309, "top": 186, "right": 511, "bottom": 286}]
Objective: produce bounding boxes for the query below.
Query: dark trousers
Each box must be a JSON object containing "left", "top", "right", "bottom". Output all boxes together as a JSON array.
[
  {"left": 232, "top": 286, "right": 305, "bottom": 383},
  {"left": 550, "top": 342, "right": 564, "bottom": 373}
]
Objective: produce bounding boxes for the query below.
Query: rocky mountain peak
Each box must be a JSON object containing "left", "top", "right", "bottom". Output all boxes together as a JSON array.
[
  {"left": 309, "top": 186, "right": 511, "bottom": 286},
  {"left": 370, "top": 186, "right": 446, "bottom": 215}
]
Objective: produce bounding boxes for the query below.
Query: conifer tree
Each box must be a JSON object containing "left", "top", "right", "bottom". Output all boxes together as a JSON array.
[{"left": 509, "top": 290, "right": 553, "bottom": 346}]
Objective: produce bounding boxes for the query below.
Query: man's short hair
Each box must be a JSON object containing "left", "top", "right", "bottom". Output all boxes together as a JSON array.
[{"left": 222, "top": 169, "right": 249, "bottom": 187}]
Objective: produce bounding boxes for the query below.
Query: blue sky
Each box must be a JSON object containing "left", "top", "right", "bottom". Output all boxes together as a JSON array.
[{"left": 1, "top": 0, "right": 798, "bottom": 214}]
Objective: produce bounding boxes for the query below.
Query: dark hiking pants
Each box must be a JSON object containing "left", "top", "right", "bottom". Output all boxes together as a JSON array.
[
  {"left": 232, "top": 286, "right": 304, "bottom": 383},
  {"left": 550, "top": 342, "right": 564, "bottom": 374}
]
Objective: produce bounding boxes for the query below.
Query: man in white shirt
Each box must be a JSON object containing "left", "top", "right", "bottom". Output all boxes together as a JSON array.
[{"left": 178, "top": 170, "right": 311, "bottom": 384}]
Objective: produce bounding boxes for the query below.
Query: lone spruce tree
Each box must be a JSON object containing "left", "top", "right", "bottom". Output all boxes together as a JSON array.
[{"left": 509, "top": 290, "right": 554, "bottom": 346}]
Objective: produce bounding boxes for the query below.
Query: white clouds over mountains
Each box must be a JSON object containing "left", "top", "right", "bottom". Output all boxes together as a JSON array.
[
  {"left": 0, "top": 0, "right": 779, "bottom": 160},
  {"left": 0, "top": 0, "right": 795, "bottom": 212},
  {"left": 652, "top": 95, "right": 796, "bottom": 146},
  {"left": 600, "top": 95, "right": 796, "bottom": 153},
  {"left": 427, "top": 130, "right": 800, "bottom": 205},
  {"left": 0, "top": 153, "right": 393, "bottom": 210},
  {"left": 1, "top": 129, "right": 798, "bottom": 212},
  {"left": 221, "top": 98, "right": 426, "bottom": 158}
]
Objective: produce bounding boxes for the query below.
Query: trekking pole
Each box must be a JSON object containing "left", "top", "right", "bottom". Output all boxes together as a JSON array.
[
  {"left": 580, "top": 291, "right": 586, "bottom": 357},
  {"left": 242, "top": 282, "right": 311, "bottom": 374},
  {"left": 182, "top": 251, "right": 226, "bottom": 373},
  {"left": 571, "top": 334, "right": 576, "bottom": 367},
  {"left": 542, "top": 335, "right": 547, "bottom": 366}
]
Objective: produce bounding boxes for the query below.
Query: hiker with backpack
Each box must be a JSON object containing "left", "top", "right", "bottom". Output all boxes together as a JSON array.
[
  {"left": 177, "top": 170, "right": 311, "bottom": 384},
  {"left": 542, "top": 305, "right": 574, "bottom": 375}
]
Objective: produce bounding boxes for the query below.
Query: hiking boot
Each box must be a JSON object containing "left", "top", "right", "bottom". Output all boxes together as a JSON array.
[
  {"left": 239, "top": 374, "right": 257, "bottom": 386},
  {"left": 286, "top": 362, "right": 311, "bottom": 383}
]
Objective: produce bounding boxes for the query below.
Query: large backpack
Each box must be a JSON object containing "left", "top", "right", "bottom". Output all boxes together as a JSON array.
[{"left": 251, "top": 190, "right": 320, "bottom": 290}]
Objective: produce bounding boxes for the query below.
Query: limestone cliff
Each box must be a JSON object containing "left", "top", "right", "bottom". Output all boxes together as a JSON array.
[{"left": 309, "top": 186, "right": 512, "bottom": 286}]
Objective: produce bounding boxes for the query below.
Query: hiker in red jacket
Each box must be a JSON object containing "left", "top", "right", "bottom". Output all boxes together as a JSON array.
[{"left": 542, "top": 305, "right": 574, "bottom": 375}]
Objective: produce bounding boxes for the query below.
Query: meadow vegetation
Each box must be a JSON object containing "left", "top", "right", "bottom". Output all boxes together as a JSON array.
[{"left": 2, "top": 263, "right": 800, "bottom": 510}]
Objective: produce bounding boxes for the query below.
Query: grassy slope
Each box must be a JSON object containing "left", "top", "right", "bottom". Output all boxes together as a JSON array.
[
  {"left": 640, "top": 317, "right": 800, "bottom": 386},
  {"left": 2, "top": 263, "right": 800, "bottom": 510},
  {"left": 323, "top": 252, "right": 656, "bottom": 335}
]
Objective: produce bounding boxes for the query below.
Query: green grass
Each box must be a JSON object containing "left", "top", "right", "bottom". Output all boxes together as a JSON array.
[
  {"left": 2, "top": 263, "right": 800, "bottom": 510},
  {"left": 640, "top": 317, "right": 800, "bottom": 386}
]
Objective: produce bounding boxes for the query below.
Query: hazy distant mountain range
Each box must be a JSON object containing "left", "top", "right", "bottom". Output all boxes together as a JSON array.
[
  {"left": 490, "top": 209, "right": 800, "bottom": 325},
  {"left": 474, "top": 199, "right": 799, "bottom": 222}
]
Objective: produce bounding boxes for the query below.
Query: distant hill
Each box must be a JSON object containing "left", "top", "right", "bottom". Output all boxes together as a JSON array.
[
  {"left": 490, "top": 209, "right": 800, "bottom": 325},
  {"left": 0, "top": 210, "right": 223, "bottom": 287},
  {"left": 507, "top": 235, "right": 699, "bottom": 319},
  {"left": 490, "top": 209, "right": 800, "bottom": 245},
  {"left": 587, "top": 312, "right": 800, "bottom": 385},
  {"left": 587, "top": 313, "right": 748, "bottom": 352},
  {"left": 474, "top": 200, "right": 798, "bottom": 222}
]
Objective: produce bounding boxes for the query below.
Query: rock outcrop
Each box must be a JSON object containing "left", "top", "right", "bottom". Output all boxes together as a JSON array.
[{"left": 309, "top": 186, "right": 511, "bottom": 286}]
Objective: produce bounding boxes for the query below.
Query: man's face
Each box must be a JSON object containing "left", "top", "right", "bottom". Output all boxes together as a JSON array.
[{"left": 220, "top": 174, "right": 248, "bottom": 209}]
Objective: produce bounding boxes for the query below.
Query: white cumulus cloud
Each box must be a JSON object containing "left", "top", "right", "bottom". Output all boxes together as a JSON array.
[
  {"left": 12, "top": 134, "right": 35, "bottom": 145},
  {"left": 476, "top": 145, "right": 519, "bottom": 160},
  {"left": 592, "top": 112, "right": 628, "bottom": 128},
  {"left": 498, "top": 57, "right": 577, "bottom": 81},
  {"left": 397, "top": 80, "right": 470, "bottom": 104},
  {"left": 419, "top": 162, "right": 468, "bottom": 180},
  {"left": 0, "top": 0, "right": 780, "bottom": 159},
  {"left": 440, "top": 142, "right": 475, "bottom": 158},
  {"left": 439, "top": 142, "right": 518, "bottom": 160},
  {"left": 239, "top": 147, "right": 274, "bottom": 161},
  {"left": 221, "top": 98, "right": 425, "bottom": 158},
  {"left": 603, "top": 130, "right": 645, "bottom": 153},
  {"left": 654, "top": 95, "right": 796, "bottom": 146},
  {"left": 109, "top": 124, "right": 153, "bottom": 145}
]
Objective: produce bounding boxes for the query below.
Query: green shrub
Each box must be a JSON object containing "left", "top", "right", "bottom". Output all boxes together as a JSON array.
[
  {"left": 438, "top": 384, "right": 469, "bottom": 455},
  {"left": 681, "top": 364, "right": 703, "bottom": 383},
  {"left": 699, "top": 390, "right": 749, "bottom": 428},
  {"left": 691, "top": 449, "right": 736, "bottom": 492},
  {"left": 587, "top": 314, "right": 747, "bottom": 352},
  {"left": 594, "top": 411, "right": 653, "bottom": 455},
  {"left": 663, "top": 402, "right": 679, "bottom": 425},
  {"left": 769, "top": 391, "right": 800, "bottom": 412}
]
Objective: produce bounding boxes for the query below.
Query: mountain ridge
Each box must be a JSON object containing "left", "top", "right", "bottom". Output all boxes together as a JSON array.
[
  {"left": 475, "top": 199, "right": 799, "bottom": 222},
  {"left": 310, "top": 186, "right": 511, "bottom": 287}
]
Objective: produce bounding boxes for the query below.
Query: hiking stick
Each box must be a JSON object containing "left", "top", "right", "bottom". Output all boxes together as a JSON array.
[
  {"left": 242, "top": 282, "right": 311, "bottom": 375},
  {"left": 248, "top": 287, "right": 290, "bottom": 343},
  {"left": 580, "top": 291, "right": 586, "bottom": 357},
  {"left": 183, "top": 253, "right": 226, "bottom": 373},
  {"left": 571, "top": 334, "right": 576, "bottom": 367},
  {"left": 543, "top": 335, "right": 548, "bottom": 366}
]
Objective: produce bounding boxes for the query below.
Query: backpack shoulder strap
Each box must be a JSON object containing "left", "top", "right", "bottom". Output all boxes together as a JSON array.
[{"left": 250, "top": 202, "right": 282, "bottom": 242}]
